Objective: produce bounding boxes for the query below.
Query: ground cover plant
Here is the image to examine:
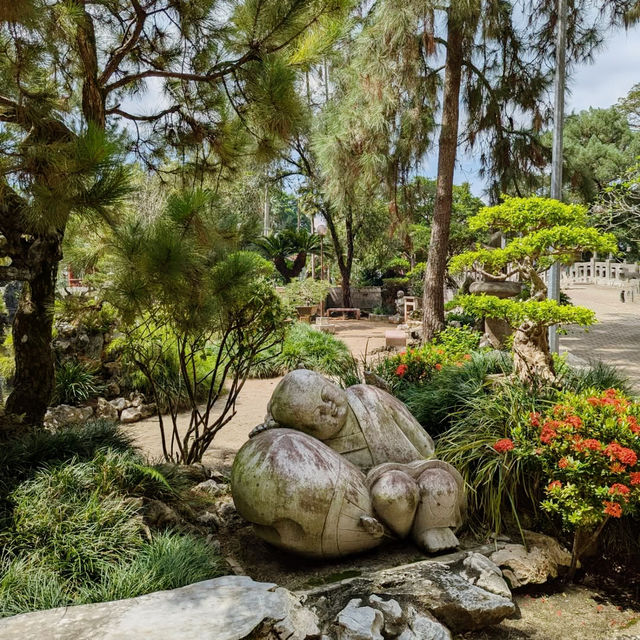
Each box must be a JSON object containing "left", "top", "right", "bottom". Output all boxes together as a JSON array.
[{"left": 0, "top": 421, "right": 223, "bottom": 617}]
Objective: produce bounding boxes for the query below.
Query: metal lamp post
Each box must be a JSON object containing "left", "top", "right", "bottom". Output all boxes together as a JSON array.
[{"left": 548, "top": 0, "right": 567, "bottom": 354}]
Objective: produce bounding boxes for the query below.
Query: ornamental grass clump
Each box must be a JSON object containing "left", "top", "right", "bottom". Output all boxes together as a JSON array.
[
  {"left": 450, "top": 196, "right": 618, "bottom": 385},
  {"left": 495, "top": 388, "right": 640, "bottom": 580}
]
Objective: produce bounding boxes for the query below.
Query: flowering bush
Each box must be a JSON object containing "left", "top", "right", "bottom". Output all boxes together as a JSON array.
[
  {"left": 495, "top": 387, "right": 640, "bottom": 577},
  {"left": 376, "top": 326, "right": 481, "bottom": 389}
]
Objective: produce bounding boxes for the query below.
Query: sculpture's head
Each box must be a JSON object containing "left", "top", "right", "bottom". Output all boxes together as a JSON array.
[{"left": 269, "top": 369, "right": 349, "bottom": 440}]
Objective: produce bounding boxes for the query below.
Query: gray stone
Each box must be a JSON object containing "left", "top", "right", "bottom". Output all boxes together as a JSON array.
[
  {"left": 335, "top": 599, "right": 384, "bottom": 640},
  {"left": 302, "top": 557, "right": 515, "bottom": 632},
  {"left": 368, "top": 595, "right": 406, "bottom": 636},
  {"left": 489, "top": 530, "right": 572, "bottom": 588},
  {"left": 0, "top": 576, "right": 320, "bottom": 640},
  {"left": 193, "top": 479, "right": 224, "bottom": 496},
  {"left": 129, "top": 392, "right": 145, "bottom": 407},
  {"left": 143, "top": 500, "right": 180, "bottom": 528},
  {"left": 44, "top": 404, "right": 94, "bottom": 428},
  {"left": 109, "top": 397, "right": 128, "bottom": 412},
  {"left": 139, "top": 403, "right": 156, "bottom": 419},
  {"left": 397, "top": 606, "right": 452, "bottom": 640},
  {"left": 96, "top": 397, "right": 119, "bottom": 421},
  {"left": 469, "top": 280, "right": 522, "bottom": 298},
  {"left": 120, "top": 407, "right": 143, "bottom": 424},
  {"left": 461, "top": 552, "right": 512, "bottom": 599}
]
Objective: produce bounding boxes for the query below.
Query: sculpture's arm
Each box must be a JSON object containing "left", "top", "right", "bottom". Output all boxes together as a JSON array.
[
  {"left": 390, "top": 402, "right": 435, "bottom": 459},
  {"left": 248, "top": 415, "right": 279, "bottom": 438}
]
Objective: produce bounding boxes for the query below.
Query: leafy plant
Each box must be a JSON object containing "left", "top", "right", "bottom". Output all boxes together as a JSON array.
[
  {"left": 53, "top": 360, "right": 105, "bottom": 406},
  {"left": 278, "top": 278, "right": 332, "bottom": 309},
  {"left": 450, "top": 196, "right": 618, "bottom": 384},
  {"left": 505, "top": 388, "right": 640, "bottom": 579}
]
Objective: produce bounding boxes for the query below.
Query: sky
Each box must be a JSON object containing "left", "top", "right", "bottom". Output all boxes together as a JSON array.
[{"left": 451, "top": 22, "right": 640, "bottom": 199}]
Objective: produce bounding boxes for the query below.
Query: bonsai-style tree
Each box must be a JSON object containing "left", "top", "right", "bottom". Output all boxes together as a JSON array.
[{"left": 450, "top": 196, "right": 618, "bottom": 384}]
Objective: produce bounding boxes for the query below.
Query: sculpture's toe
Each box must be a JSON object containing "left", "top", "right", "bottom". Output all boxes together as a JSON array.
[{"left": 414, "top": 526, "right": 459, "bottom": 554}]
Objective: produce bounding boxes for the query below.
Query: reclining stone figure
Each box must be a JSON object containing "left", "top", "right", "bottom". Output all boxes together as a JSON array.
[{"left": 231, "top": 369, "right": 465, "bottom": 558}]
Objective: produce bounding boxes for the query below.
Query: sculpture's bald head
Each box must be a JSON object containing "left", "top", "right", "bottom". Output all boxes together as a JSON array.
[{"left": 269, "top": 369, "right": 349, "bottom": 440}]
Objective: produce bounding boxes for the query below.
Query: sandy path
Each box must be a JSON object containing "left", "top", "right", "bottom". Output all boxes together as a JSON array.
[{"left": 130, "top": 320, "right": 391, "bottom": 466}]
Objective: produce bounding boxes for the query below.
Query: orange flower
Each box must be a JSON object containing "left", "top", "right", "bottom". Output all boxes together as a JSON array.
[
  {"left": 463, "top": 354, "right": 472, "bottom": 361},
  {"left": 435, "top": 363, "right": 442, "bottom": 371},
  {"left": 530, "top": 412, "right": 541, "bottom": 427},
  {"left": 610, "top": 462, "right": 626, "bottom": 473},
  {"left": 629, "top": 471, "right": 640, "bottom": 485},
  {"left": 609, "top": 483, "right": 630, "bottom": 496},
  {"left": 493, "top": 438, "right": 515, "bottom": 453},
  {"left": 558, "top": 457, "right": 570, "bottom": 469},
  {"left": 395, "top": 364, "right": 408, "bottom": 377},
  {"left": 603, "top": 501, "right": 623, "bottom": 518},
  {"left": 547, "top": 480, "right": 562, "bottom": 491},
  {"left": 565, "top": 415, "right": 583, "bottom": 429}
]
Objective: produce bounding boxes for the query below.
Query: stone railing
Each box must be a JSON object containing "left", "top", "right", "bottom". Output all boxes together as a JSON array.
[{"left": 559, "top": 259, "right": 640, "bottom": 288}]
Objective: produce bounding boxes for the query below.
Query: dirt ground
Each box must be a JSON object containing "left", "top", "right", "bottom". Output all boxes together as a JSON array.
[{"left": 128, "top": 319, "right": 391, "bottom": 466}]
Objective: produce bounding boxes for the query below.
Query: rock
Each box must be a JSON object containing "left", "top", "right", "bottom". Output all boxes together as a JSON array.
[
  {"left": 96, "top": 397, "right": 119, "bottom": 421},
  {"left": 139, "top": 403, "right": 156, "bottom": 419},
  {"left": 302, "top": 557, "right": 515, "bottom": 632},
  {"left": 368, "top": 595, "right": 406, "bottom": 636},
  {"left": 397, "top": 606, "right": 452, "bottom": 640},
  {"left": 44, "top": 404, "right": 94, "bottom": 428},
  {"left": 110, "top": 397, "right": 128, "bottom": 412},
  {"left": 461, "top": 553, "right": 512, "bottom": 599},
  {"left": 335, "top": 599, "right": 384, "bottom": 640},
  {"left": 197, "top": 512, "right": 218, "bottom": 527},
  {"left": 469, "top": 280, "right": 522, "bottom": 298},
  {"left": 120, "top": 407, "right": 143, "bottom": 424},
  {"left": 103, "top": 361, "right": 122, "bottom": 377},
  {"left": 106, "top": 381, "right": 121, "bottom": 398},
  {"left": 193, "top": 479, "right": 224, "bottom": 496},
  {"left": 489, "top": 531, "right": 572, "bottom": 588},
  {"left": 0, "top": 576, "right": 320, "bottom": 640},
  {"left": 129, "top": 392, "right": 145, "bottom": 407},
  {"left": 143, "top": 500, "right": 180, "bottom": 528}
]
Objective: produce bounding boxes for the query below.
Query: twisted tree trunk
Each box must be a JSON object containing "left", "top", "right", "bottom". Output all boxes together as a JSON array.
[{"left": 512, "top": 321, "right": 556, "bottom": 385}]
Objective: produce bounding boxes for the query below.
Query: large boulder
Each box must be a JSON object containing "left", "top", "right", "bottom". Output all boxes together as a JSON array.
[
  {"left": 120, "top": 407, "right": 143, "bottom": 424},
  {"left": 0, "top": 576, "right": 321, "bottom": 640},
  {"left": 303, "top": 555, "right": 515, "bottom": 633},
  {"left": 489, "top": 530, "right": 572, "bottom": 588},
  {"left": 44, "top": 404, "right": 94, "bottom": 428},
  {"left": 96, "top": 397, "right": 119, "bottom": 421}
]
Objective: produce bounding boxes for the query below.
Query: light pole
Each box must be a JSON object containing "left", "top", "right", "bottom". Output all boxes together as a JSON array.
[
  {"left": 548, "top": 0, "right": 567, "bottom": 354},
  {"left": 316, "top": 223, "right": 327, "bottom": 317}
]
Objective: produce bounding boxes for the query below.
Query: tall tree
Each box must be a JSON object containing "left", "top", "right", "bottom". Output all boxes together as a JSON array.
[{"left": 0, "top": 0, "right": 347, "bottom": 426}]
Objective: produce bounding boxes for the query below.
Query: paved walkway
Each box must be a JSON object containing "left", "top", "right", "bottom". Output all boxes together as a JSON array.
[{"left": 561, "top": 284, "right": 640, "bottom": 390}]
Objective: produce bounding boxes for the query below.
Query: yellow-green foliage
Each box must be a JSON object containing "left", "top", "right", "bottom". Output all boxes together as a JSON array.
[{"left": 456, "top": 295, "right": 596, "bottom": 328}]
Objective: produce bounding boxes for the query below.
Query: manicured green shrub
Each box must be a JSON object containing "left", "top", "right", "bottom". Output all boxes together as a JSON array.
[{"left": 53, "top": 360, "right": 105, "bottom": 406}]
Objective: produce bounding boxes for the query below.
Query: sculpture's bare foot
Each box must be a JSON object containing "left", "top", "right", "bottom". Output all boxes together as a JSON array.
[
  {"left": 414, "top": 527, "right": 459, "bottom": 554},
  {"left": 359, "top": 515, "right": 385, "bottom": 538}
]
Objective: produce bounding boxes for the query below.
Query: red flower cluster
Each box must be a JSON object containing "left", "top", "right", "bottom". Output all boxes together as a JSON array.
[
  {"left": 630, "top": 472, "right": 640, "bottom": 486},
  {"left": 540, "top": 421, "right": 561, "bottom": 444},
  {"left": 588, "top": 389, "right": 629, "bottom": 411},
  {"left": 530, "top": 412, "right": 541, "bottom": 427},
  {"left": 610, "top": 462, "right": 626, "bottom": 473},
  {"left": 395, "top": 364, "right": 408, "bottom": 377},
  {"left": 608, "top": 483, "right": 630, "bottom": 497},
  {"left": 493, "top": 438, "right": 515, "bottom": 453},
  {"left": 620, "top": 415, "right": 640, "bottom": 435},
  {"left": 603, "top": 501, "right": 623, "bottom": 518},
  {"left": 435, "top": 363, "right": 442, "bottom": 371},
  {"left": 558, "top": 457, "right": 570, "bottom": 469},
  {"left": 547, "top": 480, "right": 562, "bottom": 491},
  {"left": 604, "top": 442, "right": 638, "bottom": 467}
]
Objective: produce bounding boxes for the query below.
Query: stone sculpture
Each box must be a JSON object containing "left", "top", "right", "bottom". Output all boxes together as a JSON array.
[{"left": 231, "top": 369, "right": 465, "bottom": 558}]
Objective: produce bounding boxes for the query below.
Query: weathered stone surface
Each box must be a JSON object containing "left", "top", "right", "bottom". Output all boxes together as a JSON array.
[
  {"left": 143, "top": 500, "right": 180, "bottom": 528},
  {"left": 109, "top": 397, "right": 127, "bottom": 412},
  {"left": 193, "top": 479, "right": 224, "bottom": 496},
  {"left": 44, "top": 404, "right": 94, "bottom": 428},
  {"left": 461, "top": 553, "right": 512, "bottom": 599},
  {"left": 129, "top": 392, "right": 145, "bottom": 408},
  {"left": 302, "top": 557, "right": 515, "bottom": 632},
  {"left": 335, "top": 599, "right": 384, "bottom": 640},
  {"left": 232, "top": 370, "right": 465, "bottom": 559},
  {"left": 368, "top": 595, "right": 405, "bottom": 636},
  {"left": 96, "top": 397, "right": 118, "bottom": 421},
  {"left": 120, "top": 407, "right": 143, "bottom": 423},
  {"left": 138, "top": 403, "right": 156, "bottom": 419},
  {"left": 0, "top": 576, "right": 320, "bottom": 640},
  {"left": 469, "top": 280, "right": 522, "bottom": 298},
  {"left": 397, "top": 606, "right": 452, "bottom": 640},
  {"left": 489, "top": 531, "right": 572, "bottom": 588}
]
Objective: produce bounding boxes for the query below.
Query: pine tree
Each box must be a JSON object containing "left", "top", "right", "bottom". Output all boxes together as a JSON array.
[{"left": 0, "top": 0, "right": 347, "bottom": 426}]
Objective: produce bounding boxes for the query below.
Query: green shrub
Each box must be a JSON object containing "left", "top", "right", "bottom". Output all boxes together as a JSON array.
[
  {"left": 375, "top": 326, "right": 483, "bottom": 391},
  {"left": 249, "top": 322, "right": 354, "bottom": 382},
  {"left": 0, "top": 444, "right": 223, "bottom": 616},
  {"left": 53, "top": 360, "right": 105, "bottom": 406}
]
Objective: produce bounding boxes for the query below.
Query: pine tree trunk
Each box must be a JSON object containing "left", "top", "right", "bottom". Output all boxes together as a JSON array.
[
  {"left": 512, "top": 322, "right": 556, "bottom": 385},
  {"left": 5, "top": 235, "right": 61, "bottom": 425},
  {"left": 422, "top": 16, "right": 463, "bottom": 342},
  {"left": 341, "top": 269, "right": 352, "bottom": 308}
]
